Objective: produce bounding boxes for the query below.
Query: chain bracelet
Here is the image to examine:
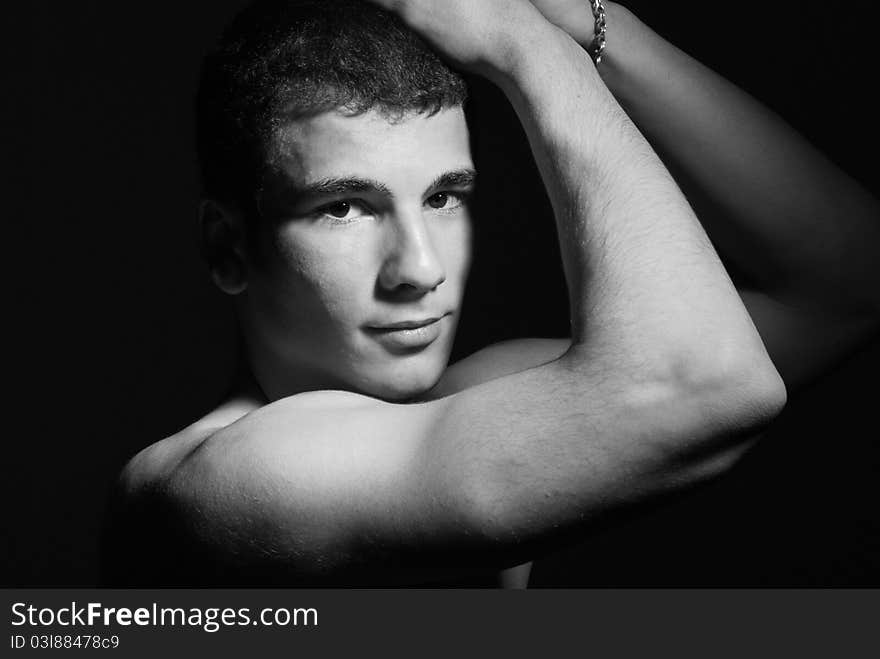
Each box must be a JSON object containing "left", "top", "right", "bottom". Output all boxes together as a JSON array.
[{"left": 587, "top": 0, "right": 607, "bottom": 66}]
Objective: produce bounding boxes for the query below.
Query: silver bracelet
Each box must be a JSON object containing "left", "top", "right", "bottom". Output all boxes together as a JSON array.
[{"left": 587, "top": 0, "right": 607, "bottom": 66}]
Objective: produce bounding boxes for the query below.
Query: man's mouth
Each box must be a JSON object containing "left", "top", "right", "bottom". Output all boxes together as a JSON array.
[
  {"left": 364, "top": 313, "right": 450, "bottom": 352},
  {"left": 368, "top": 316, "right": 445, "bottom": 331}
]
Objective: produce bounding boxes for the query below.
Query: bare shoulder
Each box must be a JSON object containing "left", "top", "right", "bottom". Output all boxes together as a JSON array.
[
  {"left": 107, "top": 388, "right": 447, "bottom": 585},
  {"left": 121, "top": 336, "right": 570, "bottom": 491},
  {"left": 140, "top": 335, "right": 570, "bottom": 506},
  {"left": 119, "top": 394, "right": 264, "bottom": 496},
  {"left": 106, "top": 392, "right": 283, "bottom": 585},
  {"left": 106, "top": 338, "right": 571, "bottom": 585},
  {"left": 425, "top": 337, "right": 571, "bottom": 399}
]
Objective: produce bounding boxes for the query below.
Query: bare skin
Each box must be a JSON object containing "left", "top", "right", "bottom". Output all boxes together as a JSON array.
[
  {"left": 125, "top": 338, "right": 569, "bottom": 586},
  {"left": 108, "top": 2, "right": 879, "bottom": 587}
]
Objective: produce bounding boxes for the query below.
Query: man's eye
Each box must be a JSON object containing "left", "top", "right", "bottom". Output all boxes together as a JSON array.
[
  {"left": 426, "top": 192, "right": 465, "bottom": 211},
  {"left": 315, "top": 200, "right": 370, "bottom": 222}
]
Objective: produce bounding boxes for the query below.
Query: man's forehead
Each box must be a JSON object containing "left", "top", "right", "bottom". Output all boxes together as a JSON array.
[{"left": 270, "top": 106, "right": 473, "bottom": 185}]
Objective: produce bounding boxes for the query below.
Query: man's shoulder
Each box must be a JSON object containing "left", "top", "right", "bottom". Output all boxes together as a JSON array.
[
  {"left": 118, "top": 388, "right": 415, "bottom": 518},
  {"left": 106, "top": 340, "right": 570, "bottom": 585},
  {"left": 123, "top": 335, "right": 571, "bottom": 488},
  {"left": 119, "top": 427, "right": 208, "bottom": 496},
  {"left": 106, "top": 395, "right": 278, "bottom": 585},
  {"left": 119, "top": 395, "right": 265, "bottom": 496}
]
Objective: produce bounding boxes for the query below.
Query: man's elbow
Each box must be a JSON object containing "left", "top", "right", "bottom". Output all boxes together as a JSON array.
[
  {"left": 674, "top": 346, "right": 787, "bottom": 478},
  {"left": 706, "top": 347, "right": 786, "bottom": 430},
  {"left": 613, "top": 348, "right": 787, "bottom": 502}
]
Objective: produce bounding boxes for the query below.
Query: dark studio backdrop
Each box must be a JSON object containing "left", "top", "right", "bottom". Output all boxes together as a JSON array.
[{"left": 10, "top": 1, "right": 878, "bottom": 586}]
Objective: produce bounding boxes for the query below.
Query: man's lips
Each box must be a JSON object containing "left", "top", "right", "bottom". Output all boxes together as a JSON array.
[
  {"left": 366, "top": 315, "right": 445, "bottom": 331},
  {"left": 363, "top": 313, "right": 450, "bottom": 352}
]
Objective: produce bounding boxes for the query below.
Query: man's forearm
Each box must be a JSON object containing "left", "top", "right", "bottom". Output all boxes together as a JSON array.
[
  {"left": 595, "top": 4, "right": 880, "bottom": 316},
  {"left": 492, "top": 24, "right": 768, "bottom": 379},
  {"left": 420, "top": 25, "right": 785, "bottom": 549}
]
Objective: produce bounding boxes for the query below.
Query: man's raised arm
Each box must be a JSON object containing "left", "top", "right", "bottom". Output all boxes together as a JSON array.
[
  {"left": 525, "top": 1, "right": 880, "bottom": 392},
  {"left": 112, "top": 0, "right": 784, "bottom": 586}
]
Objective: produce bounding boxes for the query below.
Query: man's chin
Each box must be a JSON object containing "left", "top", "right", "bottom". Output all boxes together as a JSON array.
[
  {"left": 354, "top": 364, "right": 446, "bottom": 404},
  {"left": 367, "top": 379, "right": 438, "bottom": 404}
]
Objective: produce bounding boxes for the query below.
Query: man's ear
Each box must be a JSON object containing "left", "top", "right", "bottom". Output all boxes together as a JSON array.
[{"left": 199, "top": 199, "right": 249, "bottom": 295}]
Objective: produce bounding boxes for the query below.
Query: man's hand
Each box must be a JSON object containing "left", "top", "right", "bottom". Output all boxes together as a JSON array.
[{"left": 368, "top": 0, "right": 555, "bottom": 80}]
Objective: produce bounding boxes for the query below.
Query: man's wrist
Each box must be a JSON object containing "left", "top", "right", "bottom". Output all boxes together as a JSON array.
[
  {"left": 584, "top": 0, "right": 607, "bottom": 64},
  {"left": 579, "top": 3, "right": 634, "bottom": 69},
  {"left": 487, "top": 20, "right": 584, "bottom": 89}
]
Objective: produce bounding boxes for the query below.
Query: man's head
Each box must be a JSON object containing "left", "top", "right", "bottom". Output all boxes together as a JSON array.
[{"left": 197, "top": 0, "right": 474, "bottom": 402}]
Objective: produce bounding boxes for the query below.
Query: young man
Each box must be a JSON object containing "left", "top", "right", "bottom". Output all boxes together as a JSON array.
[{"left": 105, "top": 0, "right": 879, "bottom": 586}]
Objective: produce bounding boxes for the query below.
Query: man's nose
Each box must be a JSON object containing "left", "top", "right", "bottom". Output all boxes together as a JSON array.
[{"left": 378, "top": 213, "right": 446, "bottom": 294}]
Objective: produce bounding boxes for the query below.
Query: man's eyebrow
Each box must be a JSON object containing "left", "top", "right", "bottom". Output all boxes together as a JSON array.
[
  {"left": 426, "top": 168, "right": 477, "bottom": 192},
  {"left": 282, "top": 168, "right": 477, "bottom": 204},
  {"left": 296, "top": 176, "right": 393, "bottom": 199}
]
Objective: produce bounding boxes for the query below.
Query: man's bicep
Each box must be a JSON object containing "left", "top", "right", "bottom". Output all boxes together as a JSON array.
[
  {"left": 157, "top": 350, "right": 775, "bottom": 584},
  {"left": 163, "top": 391, "right": 474, "bottom": 584},
  {"left": 171, "top": 366, "right": 589, "bottom": 584}
]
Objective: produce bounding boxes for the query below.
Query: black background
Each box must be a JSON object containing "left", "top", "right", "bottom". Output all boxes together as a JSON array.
[{"left": 10, "top": 1, "right": 879, "bottom": 586}]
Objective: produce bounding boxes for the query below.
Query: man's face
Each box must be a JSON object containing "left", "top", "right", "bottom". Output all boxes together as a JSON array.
[{"left": 241, "top": 107, "right": 474, "bottom": 401}]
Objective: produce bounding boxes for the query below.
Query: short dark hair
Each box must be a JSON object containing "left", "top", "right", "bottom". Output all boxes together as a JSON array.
[{"left": 195, "top": 0, "right": 469, "bottom": 214}]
